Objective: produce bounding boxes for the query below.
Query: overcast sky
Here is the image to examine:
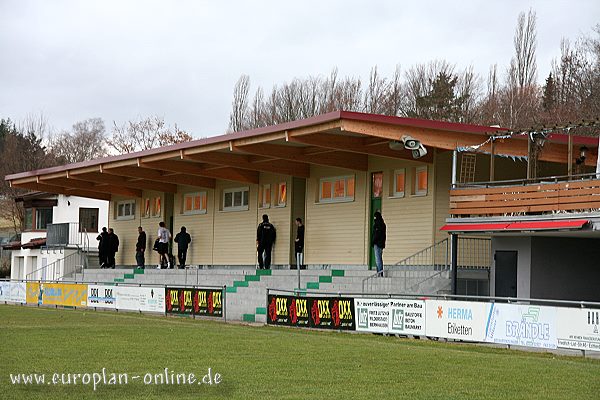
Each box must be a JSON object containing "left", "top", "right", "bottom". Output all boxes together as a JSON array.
[{"left": 0, "top": 0, "right": 598, "bottom": 139}]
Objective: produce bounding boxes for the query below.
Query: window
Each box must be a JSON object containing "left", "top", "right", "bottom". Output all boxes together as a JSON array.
[
  {"left": 258, "top": 184, "right": 271, "bottom": 208},
  {"left": 143, "top": 198, "right": 151, "bottom": 218},
  {"left": 319, "top": 176, "right": 355, "bottom": 203},
  {"left": 223, "top": 187, "right": 249, "bottom": 211},
  {"left": 116, "top": 200, "right": 136, "bottom": 220},
  {"left": 24, "top": 208, "right": 33, "bottom": 231},
  {"left": 183, "top": 192, "right": 207, "bottom": 215},
  {"left": 392, "top": 169, "right": 406, "bottom": 198},
  {"left": 276, "top": 182, "right": 287, "bottom": 207},
  {"left": 153, "top": 197, "right": 161, "bottom": 217},
  {"left": 413, "top": 166, "right": 428, "bottom": 196},
  {"left": 79, "top": 208, "right": 99, "bottom": 232},
  {"left": 24, "top": 207, "right": 53, "bottom": 231}
]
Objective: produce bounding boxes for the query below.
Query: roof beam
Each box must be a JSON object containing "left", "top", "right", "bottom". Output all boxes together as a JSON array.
[
  {"left": 102, "top": 165, "right": 216, "bottom": 189},
  {"left": 288, "top": 133, "right": 434, "bottom": 163},
  {"left": 140, "top": 159, "right": 260, "bottom": 184},
  {"left": 9, "top": 181, "right": 112, "bottom": 201},
  {"left": 235, "top": 143, "right": 368, "bottom": 171},
  {"left": 183, "top": 151, "right": 310, "bottom": 178},
  {"left": 39, "top": 177, "right": 142, "bottom": 198},
  {"left": 69, "top": 172, "right": 177, "bottom": 193}
]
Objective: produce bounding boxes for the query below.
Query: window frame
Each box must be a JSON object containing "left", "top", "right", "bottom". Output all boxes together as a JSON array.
[
  {"left": 318, "top": 175, "right": 355, "bottom": 204},
  {"left": 116, "top": 200, "right": 136, "bottom": 221},
  {"left": 182, "top": 192, "right": 208, "bottom": 215},
  {"left": 392, "top": 168, "right": 406, "bottom": 198},
  {"left": 222, "top": 187, "right": 250, "bottom": 212},
  {"left": 79, "top": 207, "right": 99, "bottom": 233},
  {"left": 413, "top": 166, "right": 428, "bottom": 196}
]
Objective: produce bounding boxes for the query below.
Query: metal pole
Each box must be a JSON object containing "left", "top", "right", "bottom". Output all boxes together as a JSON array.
[
  {"left": 451, "top": 150, "right": 458, "bottom": 187},
  {"left": 450, "top": 234, "right": 458, "bottom": 295}
]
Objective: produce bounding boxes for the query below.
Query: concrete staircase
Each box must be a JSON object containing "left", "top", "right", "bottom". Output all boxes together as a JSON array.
[{"left": 72, "top": 267, "right": 377, "bottom": 323}]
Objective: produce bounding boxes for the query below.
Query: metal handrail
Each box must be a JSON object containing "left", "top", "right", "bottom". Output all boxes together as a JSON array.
[{"left": 453, "top": 172, "right": 600, "bottom": 189}]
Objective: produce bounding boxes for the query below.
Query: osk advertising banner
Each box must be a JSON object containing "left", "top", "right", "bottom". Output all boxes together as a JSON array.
[
  {"left": 556, "top": 308, "right": 600, "bottom": 352},
  {"left": 88, "top": 284, "right": 164, "bottom": 312},
  {"left": 425, "top": 300, "right": 489, "bottom": 341},
  {"left": 484, "top": 303, "right": 557, "bottom": 349},
  {"left": 354, "top": 298, "right": 426, "bottom": 335},
  {"left": 266, "top": 295, "right": 354, "bottom": 330}
]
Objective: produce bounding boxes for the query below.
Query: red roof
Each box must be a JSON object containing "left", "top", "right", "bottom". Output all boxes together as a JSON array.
[{"left": 5, "top": 111, "right": 505, "bottom": 181}]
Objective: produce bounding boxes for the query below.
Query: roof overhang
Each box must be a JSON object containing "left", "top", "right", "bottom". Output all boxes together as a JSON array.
[{"left": 4, "top": 111, "right": 594, "bottom": 201}]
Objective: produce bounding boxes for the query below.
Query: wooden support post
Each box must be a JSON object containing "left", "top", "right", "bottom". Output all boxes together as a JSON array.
[
  {"left": 490, "top": 138, "right": 495, "bottom": 182},
  {"left": 568, "top": 130, "right": 573, "bottom": 177}
]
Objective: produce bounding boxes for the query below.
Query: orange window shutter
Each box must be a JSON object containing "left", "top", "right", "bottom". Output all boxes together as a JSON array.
[
  {"left": 279, "top": 183, "right": 287, "bottom": 204},
  {"left": 334, "top": 179, "right": 345, "bottom": 197},
  {"left": 193, "top": 195, "right": 201, "bottom": 210},
  {"left": 185, "top": 196, "right": 192, "bottom": 212},
  {"left": 396, "top": 173, "right": 405, "bottom": 193},
  {"left": 155, "top": 197, "right": 161, "bottom": 215},
  {"left": 322, "top": 181, "right": 332, "bottom": 199},
  {"left": 145, "top": 199, "right": 150, "bottom": 216},
  {"left": 347, "top": 178, "right": 355, "bottom": 197},
  {"left": 265, "top": 187, "right": 271, "bottom": 204},
  {"left": 418, "top": 169, "right": 428, "bottom": 191}
]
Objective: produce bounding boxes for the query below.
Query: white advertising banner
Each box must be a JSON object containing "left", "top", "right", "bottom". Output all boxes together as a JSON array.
[
  {"left": 484, "top": 303, "right": 557, "bottom": 349},
  {"left": 0, "top": 282, "right": 9, "bottom": 302},
  {"left": 114, "top": 286, "right": 165, "bottom": 313},
  {"left": 87, "top": 285, "right": 164, "bottom": 312},
  {"left": 355, "top": 298, "right": 426, "bottom": 335},
  {"left": 389, "top": 299, "right": 426, "bottom": 336},
  {"left": 425, "top": 300, "right": 489, "bottom": 342},
  {"left": 10, "top": 282, "right": 26, "bottom": 303},
  {"left": 88, "top": 285, "right": 117, "bottom": 309},
  {"left": 0, "top": 282, "right": 26, "bottom": 303},
  {"left": 556, "top": 308, "right": 600, "bottom": 352}
]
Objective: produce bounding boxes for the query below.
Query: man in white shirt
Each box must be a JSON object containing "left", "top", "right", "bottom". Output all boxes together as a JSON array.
[{"left": 157, "top": 221, "right": 171, "bottom": 269}]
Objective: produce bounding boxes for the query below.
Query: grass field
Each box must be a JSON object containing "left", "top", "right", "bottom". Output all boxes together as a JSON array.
[{"left": 1, "top": 305, "right": 599, "bottom": 400}]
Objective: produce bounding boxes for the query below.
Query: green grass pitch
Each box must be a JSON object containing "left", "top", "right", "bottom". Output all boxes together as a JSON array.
[{"left": 1, "top": 304, "right": 599, "bottom": 399}]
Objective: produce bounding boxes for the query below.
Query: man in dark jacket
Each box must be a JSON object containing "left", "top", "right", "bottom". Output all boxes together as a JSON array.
[
  {"left": 174, "top": 226, "right": 192, "bottom": 269},
  {"left": 372, "top": 211, "right": 386, "bottom": 276},
  {"left": 135, "top": 226, "right": 146, "bottom": 269},
  {"left": 256, "top": 214, "right": 276, "bottom": 269},
  {"left": 97, "top": 227, "right": 109, "bottom": 268},
  {"left": 106, "top": 228, "right": 119, "bottom": 269},
  {"left": 294, "top": 217, "right": 305, "bottom": 270}
]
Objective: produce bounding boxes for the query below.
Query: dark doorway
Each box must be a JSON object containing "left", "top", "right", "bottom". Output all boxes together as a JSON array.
[
  {"left": 495, "top": 250, "right": 517, "bottom": 297},
  {"left": 368, "top": 172, "right": 383, "bottom": 269}
]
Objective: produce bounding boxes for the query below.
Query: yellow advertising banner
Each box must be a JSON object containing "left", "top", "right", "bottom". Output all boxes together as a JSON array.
[{"left": 26, "top": 282, "right": 88, "bottom": 307}]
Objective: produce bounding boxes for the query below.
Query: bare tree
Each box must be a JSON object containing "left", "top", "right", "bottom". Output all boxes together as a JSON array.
[
  {"left": 48, "top": 118, "right": 107, "bottom": 163},
  {"left": 228, "top": 75, "right": 251, "bottom": 132},
  {"left": 108, "top": 116, "right": 192, "bottom": 154},
  {"left": 510, "top": 9, "right": 538, "bottom": 90}
]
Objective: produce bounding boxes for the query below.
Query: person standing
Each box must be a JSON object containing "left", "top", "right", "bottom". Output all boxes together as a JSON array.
[
  {"left": 135, "top": 226, "right": 146, "bottom": 269},
  {"left": 256, "top": 214, "right": 276, "bottom": 270},
  {"left": 294, "top": 218, "right": 305, "bottom": 270},
  {"left": 174, "top": 226, "right": 192, "bottom": 269},
  {"left": 106, "top": 228, "right": 119, "bottom": 269},
  {"left": 157, "top": 221, "right": 171, "bottom": 269},
  {"left": 97, "top": 227, "right": 108, "bottom": 268},
  {"left": 372, "top": 211, "right": 386, "bottom": 276}
]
